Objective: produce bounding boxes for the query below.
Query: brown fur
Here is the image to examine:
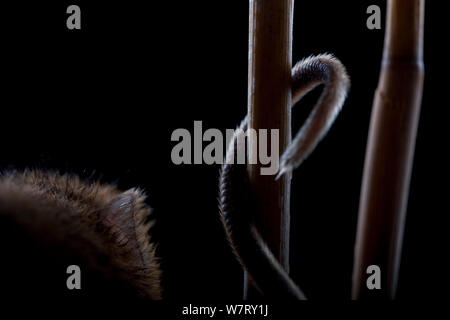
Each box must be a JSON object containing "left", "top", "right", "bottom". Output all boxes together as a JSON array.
[{"left": 0, "top": 170, "right": 162, "bottom": 300}]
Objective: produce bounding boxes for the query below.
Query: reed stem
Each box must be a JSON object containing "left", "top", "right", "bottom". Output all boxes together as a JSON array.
[
  {"left": 352, "top": 0, "right": 425, "bottom": 299},
  {"left": 245, "top": 0, "right": 294, "bottom": 298}
]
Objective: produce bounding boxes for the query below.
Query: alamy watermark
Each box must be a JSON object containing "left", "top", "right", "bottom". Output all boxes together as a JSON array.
[
  {"left": 171, "top": 121, "right": 279, "bottom": 176},
  {"left": 66, "top": 265, "right": 81, "bottom": 290}
]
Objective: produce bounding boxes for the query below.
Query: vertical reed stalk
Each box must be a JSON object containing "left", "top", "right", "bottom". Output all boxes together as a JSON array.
[
  {"left": 352, "top": 0, "right": 425, "bottom": 299},
  {"left": 245, "top": 0, "right": 294, "bottom": 298}
]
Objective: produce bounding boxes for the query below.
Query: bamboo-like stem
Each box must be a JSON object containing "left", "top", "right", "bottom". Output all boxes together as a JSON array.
[
  {"left": 352, "top": 0, "right": 424, "bottom": 299},
  {"left": 245, "top": 0, "right": 294, "bottom": 298}
]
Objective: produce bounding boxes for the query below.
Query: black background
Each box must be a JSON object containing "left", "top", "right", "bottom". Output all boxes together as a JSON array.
[{"left": 1, "top": 0, "right": 448, "bottom": 306}]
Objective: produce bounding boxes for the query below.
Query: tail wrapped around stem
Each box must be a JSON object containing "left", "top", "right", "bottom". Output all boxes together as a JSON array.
[{"left": 219, "top": 54, "right": 350, "bottom": 299}]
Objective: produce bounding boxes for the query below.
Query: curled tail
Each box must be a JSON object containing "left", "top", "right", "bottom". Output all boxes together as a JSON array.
[{"left": 219, "top": 54, "right": 350, "bottom": 299}]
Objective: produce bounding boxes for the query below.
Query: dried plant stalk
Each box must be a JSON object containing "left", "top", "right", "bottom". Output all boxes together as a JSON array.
[
  {"left": 352, "top": 0, "right": 425, "bottom": 299},
  {"left": 245, "top": 0, "right": 294, "bottom": 298}
]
